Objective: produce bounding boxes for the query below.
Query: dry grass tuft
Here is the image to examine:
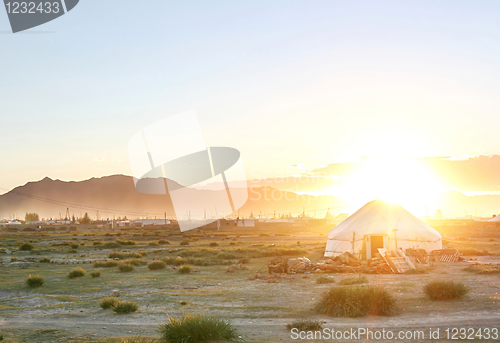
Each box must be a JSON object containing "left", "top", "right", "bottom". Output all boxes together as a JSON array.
[
  {"left": 99, "top": 296, "right": 120, "bottom": 309},
  {"left": 148, "top": 260, "right": 166, "bottom": 270},
  {"left": 26, "top": 274, "right": 44, "bottom": 288},
  {"left": 68, "top": 267, "right": 86, "bottom": 279},
  {"left": 118, "top": 262, "right": 134, "bottom": 272},
  {"left": 316, "top": 275, "right": 335, "bottom": 284},
  {"left": 159, "top": 314, "right": 238, "bottom": 343},
  {"left": 424, "top": 280, "right": 469, "bottom": 300},
  {"left": 177, "top": 265, "right": 193, "bottom": 274},
  {"left": 315, "top": 285, "right": 396, "bottom": 317},
  {"left": 113, "top": 301, "right": 139, "bottom": 314}
]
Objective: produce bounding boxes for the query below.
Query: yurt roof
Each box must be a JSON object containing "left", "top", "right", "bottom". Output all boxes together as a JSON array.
[{"left": 327, "top": 200, "right": 441, "bottom": 243}]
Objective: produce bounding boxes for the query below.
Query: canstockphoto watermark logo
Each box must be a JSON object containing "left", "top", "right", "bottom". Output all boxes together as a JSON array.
[
  {"left": 128, "top": 111, "right": 248, "bottom": 232},
  {"left": 3, "top": 0, "right": 79, "bottom": 33}
]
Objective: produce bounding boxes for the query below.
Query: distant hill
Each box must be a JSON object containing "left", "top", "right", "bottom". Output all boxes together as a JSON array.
[
  {"left": 1, "top": 175, "right": 499, "bottom": 221},
  {"left": 435, "top": 190, "right": 500, "bottom": 217},
  {"left": 0, "top": 175, "right": 342, "bottom": 220}
]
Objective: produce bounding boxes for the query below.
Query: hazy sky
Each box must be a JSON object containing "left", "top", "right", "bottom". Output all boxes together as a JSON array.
[{"left": 1, "top": 0, "right": 500, "bottom": 194}]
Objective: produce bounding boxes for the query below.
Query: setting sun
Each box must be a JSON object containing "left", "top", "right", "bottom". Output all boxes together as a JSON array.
[{"left": 326, "top": 157, "right": 447, "bottom": 216}]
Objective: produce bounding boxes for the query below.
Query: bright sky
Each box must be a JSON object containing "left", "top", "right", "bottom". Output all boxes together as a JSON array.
[{"left": 1, "top": 1, "right": 500, "bottom": 198}]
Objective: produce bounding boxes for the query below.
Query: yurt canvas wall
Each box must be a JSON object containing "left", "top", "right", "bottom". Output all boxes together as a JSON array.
[{"left": 325, "top": 200, "right": 442, "bottom": 259}]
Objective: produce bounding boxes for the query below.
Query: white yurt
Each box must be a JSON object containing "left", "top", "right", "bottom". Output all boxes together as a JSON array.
[
  {"left": 489, "top": 215, "right": 500, "bottom": 222},
  {"left": 325, "top": 200, "right": 442, "bottom": 259}
]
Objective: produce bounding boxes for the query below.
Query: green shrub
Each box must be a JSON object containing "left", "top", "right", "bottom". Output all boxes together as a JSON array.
[
  {"left": 0, "top": 332, "right": 4, "bottom": 340},
  {"left": 209, "top": 242, "right": 219, "bottom": 247},
  {"left": 158, "top": 239, "right": 170, "bottom": 245},
  {"left": 70, "top": 243, "right": 79, "bottom": 249},
  {"left": 159, "top": 314, "right": 238, "bottom": 343},
  {"left": 19, "top": 242, "right": 34, "bottom": 251},
  {"left": 316, "top": 275, "right": 335, "bottom": 284},
  {"left": 116, "top": 239, "right": 136, "bottom": 246},
  {"left": 91, "top": 270, "right": 101, "bottom": 278},
  {"left": 424, "top": 280, "right": 470, "bottom": 300},
  {"left": 113, "top": 301, "right": 138, "bottom": 314},
  {"left": 162, "top": 257, "right": 186, "bottom": 266},
  {"left": 315, "top": 286, "right": 396, "bottom": 317},
  {"left": 124, "top": 258, "right": 147, "bottom": 266},
  {"left": 109, "top": 251, "right": 147, "bottom": 259},
  {"left": 338, "top": 276, "right": 369, "bottom": 285},
  {"left": 177, "top": 265, "right": 192, "bottom": 274},
  {"left": 93, "top": 241, "right": 103, "bottom": 246},
  {"left": 99, "top": 296, "right": 120, "bottom": 309},
  {"left": 68, "top": 267, "right": 86, "bottom": 278},
  {"left": 26, "top": 274, "right": 44, "bottom": 288},
  {"left": 118, "top": 262, "right": 134, "bottom": 272},
  {"left": 286, "top": 319, "right": 323, "bottom": 331},
  {"left": 109, "top": 251, "right": 128, "bottom": 259},
  {"left": 39, "top": 257, "right": 51, "bottom": 263},
  {"left": 93, "top": 260, "right": 118, "bottom": 268},
  {"left": 103, "top": 242, "right": 121, "bottom": 249},
  {"left": 148, "top": 241, "right": 159, "bottom": 247},
  {"left": 148, "top": 260, "right": 166, "bottom": 270},
  {"left": 10, "top": 256, "right": 17, "bottom": 262},
  {"left": 180, "top": 240, "right": 189, "bottom": 246}
]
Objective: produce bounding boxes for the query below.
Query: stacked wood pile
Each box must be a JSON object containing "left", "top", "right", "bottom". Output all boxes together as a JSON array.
[
  {"left": 429, "top": 249, "right": 460, "bottom": 262},
  {"left": 288, "top": 258, "right": 312, "bottom": 273},
  {"left": 268, "top": 257, "right": 312, "bottom": 274},
  {"left": 376, "top": 248, "right": 416, "bottom": 273},
  {"left": 268, "top": 257, "right": 289, "bottom": 274},
  {"left": 313, "top": 252, "right": 366, "bottom": 273},
  {"left": 335, "top": 252, "right": 361, "bottom": 266},
  {"left": 405, "top": 248, "right": 429, "bottom": 264},
  {"left": 366, "top": 253, "right": 393, "bottom": 274}
]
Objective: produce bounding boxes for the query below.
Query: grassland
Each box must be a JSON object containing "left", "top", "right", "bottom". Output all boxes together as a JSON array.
[{"left": 0, "top": 223, "right": 499, "bottom": 342}]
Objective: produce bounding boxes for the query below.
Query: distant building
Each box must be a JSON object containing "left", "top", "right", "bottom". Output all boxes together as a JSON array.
[
  {"left": 133, "top": 219, "right": 170, "bottom": 227},
  {"left": 116, "top": 220, "right": 131, "bottom": 227}
]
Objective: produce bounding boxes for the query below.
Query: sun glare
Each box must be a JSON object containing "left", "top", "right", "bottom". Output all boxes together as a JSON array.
[{"left": 327, "top": 157, "right": 447, "bottom": 216}]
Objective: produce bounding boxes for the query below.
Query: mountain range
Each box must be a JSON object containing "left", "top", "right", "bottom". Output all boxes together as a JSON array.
[
  {"left": 0, "top": 175, "right": 340, "bottom": 220},
  {"left": 1, "top": 175, "right": 499, "bottom": 220}
]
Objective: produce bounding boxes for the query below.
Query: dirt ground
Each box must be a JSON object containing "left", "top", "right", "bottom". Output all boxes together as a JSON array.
[{"left": 0, "top": 224, "right": 499, "bottom": 342}]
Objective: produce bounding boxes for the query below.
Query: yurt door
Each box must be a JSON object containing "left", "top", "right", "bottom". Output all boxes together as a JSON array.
[{"left": 366, "top": 235, "right": 385, "bottom": 259}]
